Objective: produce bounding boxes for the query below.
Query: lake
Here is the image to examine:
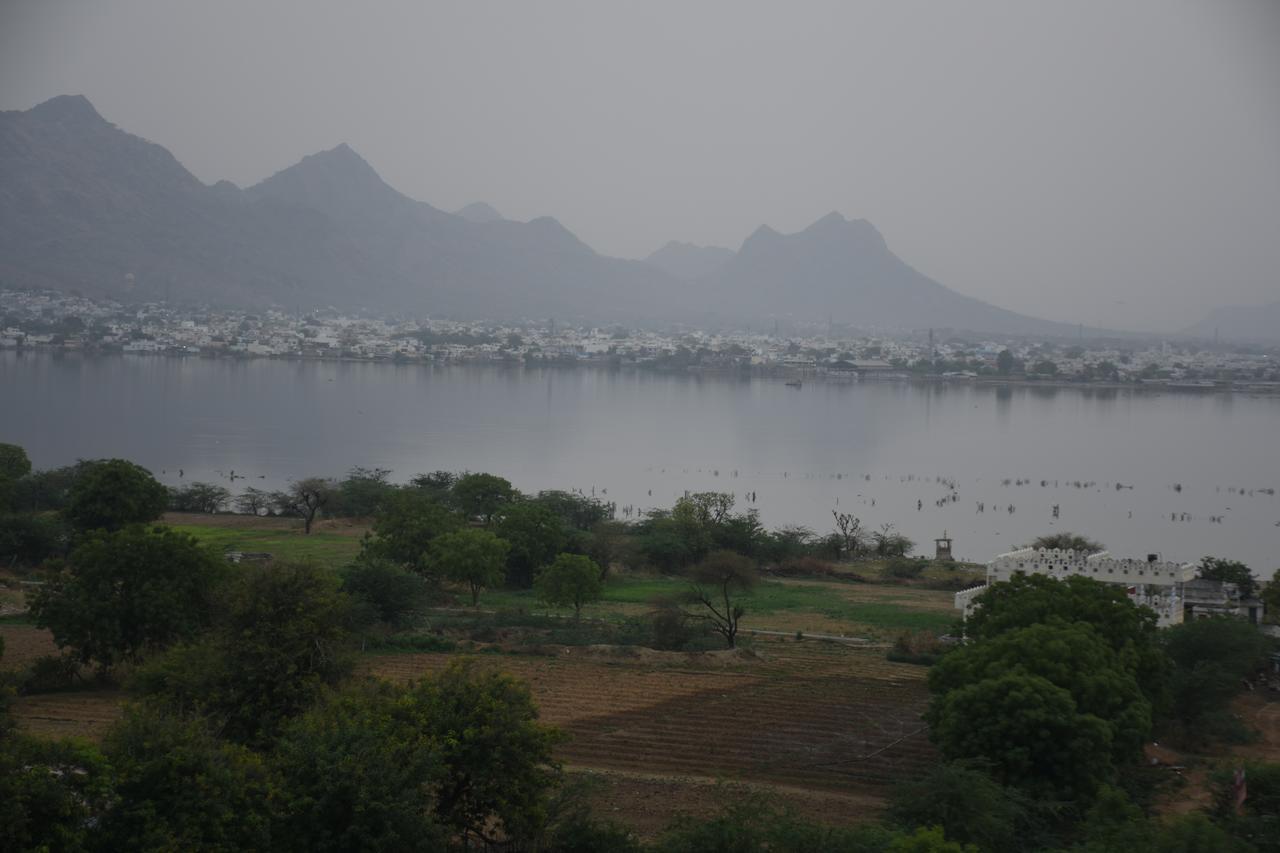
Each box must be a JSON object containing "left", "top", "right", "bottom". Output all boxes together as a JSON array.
[{"left": 3, "top": 350, "right": 1279, "bottom": 570}]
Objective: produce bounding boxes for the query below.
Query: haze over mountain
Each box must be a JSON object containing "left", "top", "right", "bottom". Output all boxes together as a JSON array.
[
  {"left": 454, "top": 202, "right": 505, "bottom": 224},
  {"left": 1183, "top": 301, "right": 1280, "bottom": 343},
  {"left": 2, "top": 95, "right": 1080, "bottom": 335},
  {"left": 644, "top": 241, "right": 735, "bottom": 282}
]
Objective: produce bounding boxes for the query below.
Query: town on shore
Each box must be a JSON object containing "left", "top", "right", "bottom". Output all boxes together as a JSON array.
[{"left": 4, "top": 287, "right": 1278, "bottom": 392}]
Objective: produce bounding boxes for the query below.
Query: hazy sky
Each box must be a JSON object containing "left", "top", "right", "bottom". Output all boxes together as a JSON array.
[{"left": 2, "top": 0, "right": 1278, "bottom": 330}]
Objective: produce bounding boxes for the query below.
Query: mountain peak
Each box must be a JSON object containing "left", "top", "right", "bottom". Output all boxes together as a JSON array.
[
  {"left": 455, "top": 201, "right": 504, "bottom": 223},
  {"left": 27, "top": 94, "right": 104, "bottom": 124}
]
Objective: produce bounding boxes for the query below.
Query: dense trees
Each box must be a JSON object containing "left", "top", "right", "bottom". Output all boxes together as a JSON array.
[
  {"left": 452, "top": 472, "right": 517, "bottom": 525},
  {"left": 63, "top": 459, "right": 169, "bottom": 531},
  {"left": 31, "top": 525, "right": 226, "bottom": 671},
  {"left": 962, "top": 573, "right": 1168, "bottom": 710},
  {"left": 138, "top": 562, "right": 353, "bottom": 746},
  {"left": 1028, "top": 532, "right": 1104, "bottom": 553},
  {"left": 0, "top": 442, "right": 31, "bottom": 510},
  {"left": 361, "top": 489, "right": 461, "bottom": 574},
  {"left": 1196, "top": 557, "right": 1258, "bottom": 598},
  {"left": 1163, "top": 616, "right": 1270, "bottom": 739},
  {"left": 168, "top": 481, "right": 231, "bottom": 513},
  {"left": 496, "top": 500, "right": 568, "bottom": 587},
  {"left": 927, "top": 620, "right": 1152, "bottom": 795}
]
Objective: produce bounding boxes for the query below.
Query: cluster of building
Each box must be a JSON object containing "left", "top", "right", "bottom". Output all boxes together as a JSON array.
[
  {"left": 955, "top": 547, "right": 1267, "bottom": 629},
  {"left": 2, "top": 288, "right": 1276, "bottom": 388}
]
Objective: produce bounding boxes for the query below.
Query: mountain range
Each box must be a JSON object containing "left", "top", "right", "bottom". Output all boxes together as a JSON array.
[
  {"left": 1182, "top": 301, "right": 1280, "bottom": 343},
  {"left": 2, "top": 94, "right": 1084, "bottom": 335}
]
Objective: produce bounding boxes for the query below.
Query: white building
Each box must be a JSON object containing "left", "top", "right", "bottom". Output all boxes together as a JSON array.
[{"left": 955, "top": 547, "right": 1197, "bottom": 627}]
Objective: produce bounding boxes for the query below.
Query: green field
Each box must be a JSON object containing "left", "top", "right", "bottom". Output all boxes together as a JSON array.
[{"left": 169, "top": 524, "right": 363, "bottom": 569}]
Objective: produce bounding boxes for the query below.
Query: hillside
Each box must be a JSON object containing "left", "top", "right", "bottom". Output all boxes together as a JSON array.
[
  {"left": 2, "top": 95, "right": 1079, "bottom": 334},
  {"left": 1183, "top": 301, "right": 1280, "bottom": 343}
]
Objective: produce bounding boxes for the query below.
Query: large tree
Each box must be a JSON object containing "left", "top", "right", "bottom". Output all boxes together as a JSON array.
[
  {"left": 496, "top": 500, "right": 568, "bottom": 588},
  {"left": 1028, "top": 532, "right": 1104, "bottom": 554},
  {"left": 685, "top": 550, "right": 757, "bottom": 648},
  {"left": 1196, "top": 556, "right": 1258, "bottom": 599},
  {"left": 535, "top": 553, "right": 603, "bottom": 619},
  {"left": 963, "top": 573, "right": 1169, "bottom": 711},
  {"left": 0, "top": 443, "right": 31, "bottom": 511},
  {"left": 271, "top": 477, "right": 337, "bottom": 534},
  {"left": 137, "top": 562, "right": 352, "bottom": 746},
  {"left": 361, "top": 489, "right": 461, "bottom": 575},
  {"left": 927, "top": 672, "right": 1113, "bottom": 800},
  {"left": 929, "top": 620, "right": 1152, "bottom": 765},
  {"left": 97, "top": 707, "right": 273, "bottom": 852},
  {"left": 63, "top": 458, "right": 168, "bottom": 532},
  {"left": 31, "top": 525, "right": 225, "bottom": 671},
  {"left": 428, "top": 528, "right": 509, "bottom": 606},
  {"left": 451, "top": 472, "right": 517, "bottom": 526}
]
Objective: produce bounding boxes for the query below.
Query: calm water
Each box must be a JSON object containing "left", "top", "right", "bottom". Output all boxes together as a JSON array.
[{"left": 3, "top": 351, "right": 1279, "bottom": 569}]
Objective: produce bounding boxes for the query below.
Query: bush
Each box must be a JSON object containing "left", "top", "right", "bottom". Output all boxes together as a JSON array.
[
  {"left": 0, "top": 513, "right": 68, "bottom": 567},
  {"left": 340, "top": 558, "right": 429, "bottom": 630},
  {"left": 887, "top": 631, "right": 946, "bottom": 666},
  {"left": 884, "top": 558, "right": 929, "bottom": 580},
  {"left": 772, "top": 556, "right": 837, "bottom": 578},
  {"left": 18, "top": 654, "right": 81, "bottom": 694}
]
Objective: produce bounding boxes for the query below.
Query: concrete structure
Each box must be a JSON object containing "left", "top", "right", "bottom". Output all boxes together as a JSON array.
[{"left": 955, "top": 547, "right": 1197, "bottom": 627}]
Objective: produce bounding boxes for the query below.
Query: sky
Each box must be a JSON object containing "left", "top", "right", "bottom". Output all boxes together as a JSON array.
[{"left": 2, "top": 0, "right": 1278, "bottom": 331}]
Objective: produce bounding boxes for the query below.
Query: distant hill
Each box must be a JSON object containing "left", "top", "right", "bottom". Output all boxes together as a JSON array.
[
  {"left": 703, "top": 213, "right": 1078, "bottom": 335},
  {"left": 645, "top": 241, "right": 734, "bottom": 281},
  {"left": 1, "top": 95, "right": 1083, "bottom": 334},
  {"left": 454, "top": 201, "right": 504, "bottom": 223},
  {"left": 1183, "top": 301, "right": 1280, "bottom": 343}
]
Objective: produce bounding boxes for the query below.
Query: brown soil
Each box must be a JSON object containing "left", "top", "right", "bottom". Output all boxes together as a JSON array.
[
  {"left": 9, "top": 690, "right": 125, "bottom": 740},
  {"left": 0, "top": 623, "right": 59, "bottom": 668}
]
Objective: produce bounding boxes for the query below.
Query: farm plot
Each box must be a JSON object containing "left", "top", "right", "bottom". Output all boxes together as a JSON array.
[
  {"left": 368, "top": 637, "right": 934, "bottom": 792},
  {"left": 0, "top": 623, "right": 59, "bottom": 668},
  {"left": 10, "top": 691, "right": 124, "bottom": 740}
]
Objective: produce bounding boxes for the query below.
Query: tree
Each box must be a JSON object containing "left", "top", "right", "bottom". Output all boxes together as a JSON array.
[
  {"left": 1028, "top": 532, "right": 1104, "bottom": 554},
  {"left": 886, "top": 762, "right": 1032, "bottom": 853},
  {"left": 137, "top": 562, "right": 352, "bottom": 746},
  {"left": 927, "top": 672, "right": 1114, "bottom": 800},
  {"left": 832, "top": 511, "right": 867, "bottom": 559},
  {"left": 0, "top": 442, "right": 31, "bottom": 482},
  {"left": 0, "top": 733, "right": 114, "bottom": 853},
  {"left": 686, "top": 550, "right": 757, "bottom": 648},
  {"left": 929, "top": 620, "right": 1152, "bottom": 764},
  {"left": 1163, "top": 617, "right": 1269, "bottom": 738},
  {"left": 452, "top": 472, "right": 517, "bottom": 525},
  {"left": 532, "top": 489, "right": 615, "bottom": 531},
  {"left": 963, "top": 573, "right": 1169, "bottom": 711},
  {"left": 535, "top": 553, "right": 603, "bottom": 619},
  {"left": 1263, "top": 568, "right": 1280, "bottom": 624},
  {"left": 340, "top": 558, "right": 430, "bottom": 630},
  {"left": 0, "top": 443, "right": 31, "bottom": 511},
  {"left": 271, "top": 477, "right": 336, "bottom": 534},
  {"left": 31, "top": 525, "right": 226, "bottom": 671},
  {"left": 97, "top": 707, "right": 273, "bottom": 852},
  {"left": 888, "top": 826, "right": 981, "bottom": 853},
  {"left": 168, "top": 481, "right": 231, "bottom": 513},
  {"left": 1030, "top": 360, "right": 1058, "bottom": 376},
  {"left": 361, "top": 489, "right": 461, "bottom": 575},
  {"left": 410, "top": 659, "right": 562, "bottom": 846},
  {"left": 872, "top": 523, "right": 914, "bottom": 558},
  {"left": 63, "top": 458, "right": 168, "bottom": 532},
  {"left": 1196, "top": 557, "right": 1258, "bottom": 599},
  {"left": 332, "top": 466, "right": 395, "bottom": 518},
  {"left": 496, "top": 500, "right": 568, "bottom": 588},
  {"left": 271, "top": 682, "right": 448, "bottom": 852},
  {"left": 428, "top": 528, "right": 510, "bottom": 606},
  {"left": 996, "top": 349, "right": 1015, "bottom": 375},
  {"left": 234, "top": 486, "right": 270, "bottom": 516},
  {"left": 0, "top": 512, "right": 68, "bottom": 567}
]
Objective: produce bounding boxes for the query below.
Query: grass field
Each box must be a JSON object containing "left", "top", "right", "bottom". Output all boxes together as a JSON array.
[
  {"left": 166, "top": 512, "right": 365, "bottom": 569},
  {"left": 482, "top": 574, "right": 961, "bottom": 638}
]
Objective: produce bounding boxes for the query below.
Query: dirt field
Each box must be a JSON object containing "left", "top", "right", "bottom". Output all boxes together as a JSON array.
[
  {"left": 0, "top": 622, "right": 59, "bottom": 667},
  {"left": 369, "top": 636, "right": 934, "bottom": 798}
]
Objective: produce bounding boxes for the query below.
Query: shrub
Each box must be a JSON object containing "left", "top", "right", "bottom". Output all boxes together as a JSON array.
[
  {"left": 772, "top": 556, "right": 837, "bottom": 577},
  {"left": 884, "top": 558, "right": 929, "bottom": 580},
  {"left": 18, "top": 654, "right": 81, "bottom": 694}
]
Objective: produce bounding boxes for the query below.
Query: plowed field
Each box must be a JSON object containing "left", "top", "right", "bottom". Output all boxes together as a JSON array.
[{"left": 369, "top": 637, "right": 934, "bottom": 791}]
